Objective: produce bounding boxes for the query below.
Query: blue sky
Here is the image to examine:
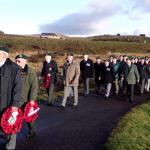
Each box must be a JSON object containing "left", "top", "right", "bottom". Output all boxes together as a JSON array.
[{"left": 0, "top": 0, "right": 150, "bottom": 36}]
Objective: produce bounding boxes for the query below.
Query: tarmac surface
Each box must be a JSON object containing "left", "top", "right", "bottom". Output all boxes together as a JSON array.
[{"left": 0, "top": 93, "right": 149, "bottom": 150}]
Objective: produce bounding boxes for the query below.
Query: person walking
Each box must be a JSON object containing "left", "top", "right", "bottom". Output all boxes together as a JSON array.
[
  {"left": 112, "top": 57, "right": 120, "bottom": 95},
  {"left": 61, "top": 52, "right": 80, "bottom": 108},
  {"left": 41, "top": 53, "right": 58, "bottom": 106},
  {"left": 137, "top": 58, "right": 149, "bottom": 95},
  {"left": 94, "top": 56, "right": 105, "bottom": 95},
  {"left": 80, "top": 53, "right": 94, "bottom": 96},
  {"left": 103, "top": 60, "right": 115, "bottom": 98},
  {"left": 0, "top": 46, "right": 22, "bottom": 150},
  {"left": 123, "top": 58, "right": 139, "bottom": 102},
  {"left": 15, "top": 54, "right": 38, "bottom": 138}
]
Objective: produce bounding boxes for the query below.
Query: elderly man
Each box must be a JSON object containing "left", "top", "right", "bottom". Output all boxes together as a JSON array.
[
  {"left": 61, "top": 52, "right": 80, "bottom": 108},
  {"left": 137, "top": 57, "right": 149, "bottom": 95},
  {"left": 94, "top": 56, "right": 105, "bottom": 95},
  {"left": 15, "top": 54, "right": 38, "bottom": 138},
  {"left": 80, "top": 53, "right": 94, "bottom": 97},
  {"left": 123, "top": 58, "right": 139, "bottom": 102},
  {"left": 0, "top": 46, "right": 22, "bottom": 150},
  {"left": 41, "top": 53, "right": 58, "bottom": 106}
]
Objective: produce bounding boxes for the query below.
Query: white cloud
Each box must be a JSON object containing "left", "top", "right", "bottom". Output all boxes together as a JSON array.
[{"left": 40, "top": 0, "right": 121, "bottom": 35}]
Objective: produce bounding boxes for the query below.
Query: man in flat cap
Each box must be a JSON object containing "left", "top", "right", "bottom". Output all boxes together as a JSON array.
[
  {"left": 61, "top": 52, "right": 80, "bottom": 108},
  {"left": 41, "top": 52, "right": 58, "bottom": 106},
  {"left": 0, "top": 46, "right": 22, "bottom": 150},
  {"left": 15, "top": 54, "right": 38, "bottom": 138}
]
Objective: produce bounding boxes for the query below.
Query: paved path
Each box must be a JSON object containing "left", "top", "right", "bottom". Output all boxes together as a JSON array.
[{"left": 0, "top": 93, "right": 149, "bottom": 150}]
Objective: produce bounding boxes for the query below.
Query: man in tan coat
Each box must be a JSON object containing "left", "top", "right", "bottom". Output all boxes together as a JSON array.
[{"left": 61, "top": 52, "right": 80, "bottom": 108}]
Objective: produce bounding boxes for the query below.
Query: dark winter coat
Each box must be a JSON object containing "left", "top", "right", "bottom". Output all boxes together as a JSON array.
[
  {"left": 0, "top": 58, "right": 22, "bottom": 112},
  {"left": 103, "top": 65, "right": 115, "bottom": 83},
  {"left": 41, "top": 60, "right": 58, "bottom": 84},
  {"left": 146, "top": 64, "right": 150, "bottom": 78},
  {"left": 80, "top": 59, "right": 94, "bottom": 79},
  {"left": 94, "top": 62, "right": 105, "bottom": 84},
  {"left": 137, "top": 63, "right": 149, "bottom": 79}
]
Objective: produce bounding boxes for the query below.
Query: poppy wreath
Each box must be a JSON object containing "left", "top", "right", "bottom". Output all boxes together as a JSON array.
[
  {"left": 43, "top": 74, "right": 51, "bottom": 89},
  {"left": 1, "top": 107, "right": 23, "bottom": 134},
  {"left": 23, "top": 101, "right": 40, "bottom": 123}
]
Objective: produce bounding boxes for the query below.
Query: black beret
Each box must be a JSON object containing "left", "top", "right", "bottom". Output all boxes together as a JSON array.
[
  {"left": 15, "top": 54, "right": 28, "bottom": 59},
  {"left": 0, "top": 46, "right": 9, "bottom": 53}
]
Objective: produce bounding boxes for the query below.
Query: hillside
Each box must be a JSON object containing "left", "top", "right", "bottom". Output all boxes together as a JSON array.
[{"left": 0, "top": 34, "right": 150, "bottom": 55}]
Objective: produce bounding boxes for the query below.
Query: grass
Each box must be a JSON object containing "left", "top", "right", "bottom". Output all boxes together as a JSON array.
[
  {"left": 103, "top": 101, "right": 150, "bottom": 150},
  {"left": 1, "top": 35, "right": 150, "bottom": 55}
]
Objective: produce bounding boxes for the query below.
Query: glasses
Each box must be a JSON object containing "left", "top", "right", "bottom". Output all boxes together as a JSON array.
[{"left": 16, "top": 60, "right": 21, "bottom": 63}]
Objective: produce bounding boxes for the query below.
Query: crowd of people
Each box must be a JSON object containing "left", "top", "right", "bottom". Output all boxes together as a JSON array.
[
  {"left": 41, "top": 52, "right": 150, "bottom": 109},
  {"left": 0, "top": 45, "right": 150, "bottom": 150}
]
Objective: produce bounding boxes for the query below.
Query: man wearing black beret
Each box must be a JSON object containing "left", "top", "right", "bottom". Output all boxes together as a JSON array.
[{"left": 15, "top": 54, "right": 38, "bottom": 138}]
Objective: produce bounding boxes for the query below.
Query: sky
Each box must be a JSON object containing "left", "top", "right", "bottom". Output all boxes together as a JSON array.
[{"left": 0, "top": 0, "right": 150, "bottom": 36}]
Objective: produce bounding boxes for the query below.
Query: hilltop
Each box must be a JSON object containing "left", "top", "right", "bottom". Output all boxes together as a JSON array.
[{"left": 0, "top": 33, "right": 150, "bottom": 56}]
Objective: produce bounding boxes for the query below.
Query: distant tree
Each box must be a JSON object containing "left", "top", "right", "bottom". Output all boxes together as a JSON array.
[{"left": 140, "top": 34, "right": 146, "bottom": 37}]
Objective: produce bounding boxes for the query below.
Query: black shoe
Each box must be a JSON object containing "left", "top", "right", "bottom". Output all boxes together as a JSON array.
[
  {"left": 27, "top": 131, "right": 36, "bottom": 138},
  {"left": 60, "top": 105, "right": 65, "bottom": 109},
  {"left": 72, "top": 105, "right": 78, "bottom": 109},
  {"left": 84, "top": 94, "right": 89, "bottom": 97},
  {"left": 47, "top": 102, "right": 53, "bottom": 106},
  {"left": 138, "top": 93, "right": 142, "bottom": 96},
  {"left": 83, "top": 94, "right": 87, "bottom": 97},
  {"left": 104, "top": 95, "right": 110, "bottom": 99}
]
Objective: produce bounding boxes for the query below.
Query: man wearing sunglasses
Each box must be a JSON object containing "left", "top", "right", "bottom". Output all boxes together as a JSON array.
[
  {"left": 15, "top": 54, "right": 38, "bottom": 138},
  {"left": 0, "top": 46, "right": 22, "bottom": 150}
]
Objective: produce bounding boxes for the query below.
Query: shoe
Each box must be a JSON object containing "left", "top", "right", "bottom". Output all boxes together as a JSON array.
[
  {"left": 72, "top": 105, "right": 78, "bottom": 109},
  {"left": 84, "top": 94, "right": 89, "bottom": 97},
  {"left": 60, "top": 105, "right": 65, "bottom": 109},
  {"left": 47, "top": 102, "right": 53, "bottom": 106},
  {"left": 104, "top": 95, "right": 110, "bottom": 99},
  {"left": 83, "top": 94, "right": 87, "bottom": 97},
  {"left": 26, "top": 131, "right": 36, "bottom": 138}
]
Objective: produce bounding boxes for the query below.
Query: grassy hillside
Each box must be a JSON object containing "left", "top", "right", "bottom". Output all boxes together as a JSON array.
[
  {"left": 0, "top": 35, "right": 150, "bottom": 55},
  {"left": 103, "top": 101, "right": 150, "bottom": 150}
]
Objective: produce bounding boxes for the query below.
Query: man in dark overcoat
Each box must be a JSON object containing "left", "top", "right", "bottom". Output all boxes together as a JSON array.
[{"left": 0, "top": 46, "right": 22, "bottom": 150}]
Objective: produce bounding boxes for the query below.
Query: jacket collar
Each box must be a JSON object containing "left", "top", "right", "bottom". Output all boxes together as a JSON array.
[{"left": 21, "top": 64, "right": 28, "bottom": 73}]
